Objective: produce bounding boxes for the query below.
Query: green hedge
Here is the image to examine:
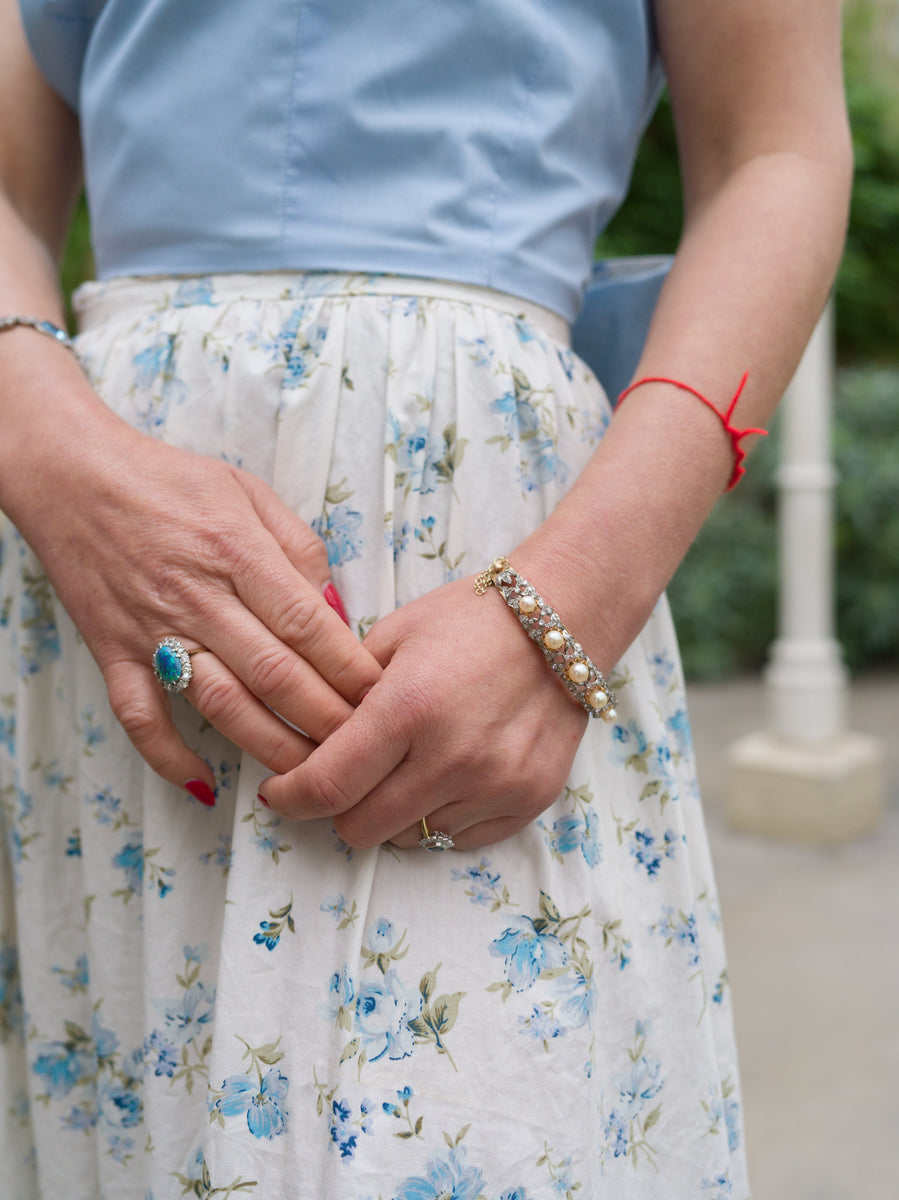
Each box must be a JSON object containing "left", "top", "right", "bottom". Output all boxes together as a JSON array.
[
  {"left": 670, "top": 365, "right": 899, "bottom": 678},
  {"left": 598, "top": 0, "right": 899, "bottom": 366}
]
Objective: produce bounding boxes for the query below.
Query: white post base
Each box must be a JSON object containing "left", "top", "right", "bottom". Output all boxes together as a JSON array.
[{"left": 725, "top": 730, "right": 886, "bottom": 844}]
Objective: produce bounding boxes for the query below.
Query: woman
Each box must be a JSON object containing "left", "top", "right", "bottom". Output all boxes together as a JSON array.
[{"left": 0, "top": 1, "right": 850, "bottom": 1196}]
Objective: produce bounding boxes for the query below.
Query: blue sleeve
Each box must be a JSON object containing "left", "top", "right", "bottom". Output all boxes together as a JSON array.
[{"left": 17, "top": 0, "right": 103, "bottom": 112}]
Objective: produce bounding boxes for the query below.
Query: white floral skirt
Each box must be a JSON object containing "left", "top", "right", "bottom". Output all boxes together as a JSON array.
[{"left": 0, "top": 273, "right": 749, "bottom": 1199}]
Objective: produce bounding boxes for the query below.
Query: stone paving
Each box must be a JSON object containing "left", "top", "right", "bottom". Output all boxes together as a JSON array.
[{"left": 689, "top": 675, "right": 899, "bottom": 1200}]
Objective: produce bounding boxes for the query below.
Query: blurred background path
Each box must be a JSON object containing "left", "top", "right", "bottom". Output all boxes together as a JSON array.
[{"left": 690, "top": 674, "right": 899, "bottom": 1200}]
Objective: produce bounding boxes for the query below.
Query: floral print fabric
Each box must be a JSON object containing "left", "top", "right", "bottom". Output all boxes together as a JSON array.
[{"left": 0, "top": 272, "right": 750, "bottom": 1199}]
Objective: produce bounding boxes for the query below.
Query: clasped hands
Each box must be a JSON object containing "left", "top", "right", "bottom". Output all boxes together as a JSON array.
[{"left": 13, "top": 419, "right": 587, "bottom": 851}]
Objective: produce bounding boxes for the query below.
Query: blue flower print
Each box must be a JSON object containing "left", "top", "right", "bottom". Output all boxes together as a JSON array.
[
  {"left": 65, "top": 831, "right": 82, "bottom": 857},
  {"left": 133, "top": 333, "right": 179, "bottom": 393},
  {"left": 603, "top": 1106, "right": 629, "bottom": 1159},
  {"left": 499, "top": 1191, "right": 533, "bottom": 1200},
  {"left": 628, "top": 827, "right": 678, "bottom": 878},
  {"left": 0, "top": 712, "right": 14, "bottom": 753},
  {"left": 32, "top": 1043, "right": 94, "bottom": 1099},
  {"left": 325, "top": 964, "right": 355, "bottom": 1020},
  {"left": 538, "top": 812, "right": 601, "bottom": 868},
  {"left": 609, "top": 719, "right": 651, "bottom": 771},
  {"left": 387, "top": 520, "right": 413, "bottom": 561},
  {"left": 209, "top": 1068, "right": 289, "bottom": 1139},
  {"left": 651, "top": 907, "right": 701, "bottom": 969},
  {"left": 144, "top": 1029, "right": 178, "bottom": 1078},
  {"left": 705, "top": 1084, "right": 742, "bottom": 1152},
  {"left": 253, "top": 921, "right": 281, "bottom": 951},
  {"left": 489, "top": 916, "right": 567, "bottom": 992},
  {"left": 614, "top": 1052, "right": 664, "bottom": 1118},
  {"left": 112, "top": 840, "right": 143, "bottom": 893},
  {"left": 63, "top": 1104, "right": 97, "bottom": 1132},
  {"left": 666, "top": 707, "right": 692, "bottom": 758},
  {"left": 173, "top": 277, "right": 214, "bottom": 308},
  {"left": 396, "top": 1146, "right": 485, "bottom": 1200},
  {"left": 518, "top": 1004, "right": 565, "bottom": 1043},
  {"left": 98, "top": 1078, "right": 142, "bottom": 1129},
  {"left": 354, "top": 969, "right": 422, "bottom": 1062},
  {"left": 329, "top": 1098, "right": 358, "bottom": 1159},
  {"left": 327, "top": 1095, "right": 374, "bottom": 1160},
  {"left": 154, "top": 981, "right": 215, "bottom": 1044},
  {"left": 91, "top": 1012, "right": 118, "bottom": 1063},
  {"left": 0, "top": 941, "right": 24, "bottom": 1040},
  {"left": 107, "top": 1134, "right": 134, "bottom": 1163},
  {"left": 555, "top": 967, "right": 596, "bottom": 1030},
  {"left": 364, "top": 917, "right": 397, "bottom": 954},
  {"left": 382, "top": 1084, "right": 414, "bottom": 1116},
  {"left": 312, "top": 503, "right": 363, "bottom": 567},
  {"left": 702, "top": 1174, "right": 733, "bottom": 1200},
  {"left": 451, "top": 859, "right": 502, "bottom": 906},
  {"left": 649, "top": 652, "right": 676, "bottom": 688},
  {"left": 87, "top": 787, "right": 123, "bottom": 825}
]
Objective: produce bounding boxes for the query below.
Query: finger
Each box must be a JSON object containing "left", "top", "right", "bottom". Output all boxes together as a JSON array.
[
  {"left": 239, "top": 470, "right": 333, "bottom": 588},
  {"left": 105, "top": 659, "right": 219, "bottom": 803},
  {"left": 257, "top": 685, "right": 409, "bottom": 819},
  {"left": 241, "top": 472, "right": 352, "bottom": 626},
  {"left": 183, "top": 650, "right": 317, "bottom": 774},
  {"left": 196, "top": 602, "right": 368, "bottom": 745},
  {"left": 390, "top": 813, "right": 532, "bottom": 852},
  {"left": 227, "top": 545, "right": 381, "bottom": 704}
]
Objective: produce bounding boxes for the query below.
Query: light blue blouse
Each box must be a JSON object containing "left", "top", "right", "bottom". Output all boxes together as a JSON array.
[{"left": 20, "top": 0, "right": 662, "bottom": 323}]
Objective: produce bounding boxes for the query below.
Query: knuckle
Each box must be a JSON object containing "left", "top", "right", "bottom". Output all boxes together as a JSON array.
[
  {"left": 277, "top": 590, "right": 326, "bottom": 649},
  {"left": 291, "top": 766, "right": 355, "bottom": 821},
  {"left": 112, "top": 696, "right": 160, "bottom": 746},
  {"left": 191, "top": 672, "right": 245, "bottom": 728},
  {"left": 245, "top": 644, "right": 297, "bottom": 698}
]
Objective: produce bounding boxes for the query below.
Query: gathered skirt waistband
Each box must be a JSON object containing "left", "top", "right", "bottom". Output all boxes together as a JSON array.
[{"left": 74, "top": 270, "right": 571, "bottom": 346}]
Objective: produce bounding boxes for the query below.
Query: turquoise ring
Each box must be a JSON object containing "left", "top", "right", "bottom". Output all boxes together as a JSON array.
[{"left": 152, "top": 637, "right": 205, "bottom": 694}]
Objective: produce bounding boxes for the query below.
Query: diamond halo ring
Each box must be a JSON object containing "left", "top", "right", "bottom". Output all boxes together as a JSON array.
[
  {"left": 152, "top": 637, "right": 207, "bottom": 694},
  {"left": 419, "top": 817, "right": 455, "bottom": 852}
]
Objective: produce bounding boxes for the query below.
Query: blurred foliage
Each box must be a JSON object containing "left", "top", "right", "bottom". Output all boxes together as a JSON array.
[
  {"left": 669, "top": 365, "right": 899, "bottom": 678},
  {"left": 60, "top": 192, "right": 93, "bottom": 333},
  {"left": 599, "top": 0, "right": 899, "bottom": 365}
]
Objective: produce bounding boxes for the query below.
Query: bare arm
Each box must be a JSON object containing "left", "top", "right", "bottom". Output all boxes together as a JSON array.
[
  {"left": 0, "top": 0, "right": 381, "bottom": 800},
  {"left": 262, "top": 0, "right": 852, "bottom": 847}
]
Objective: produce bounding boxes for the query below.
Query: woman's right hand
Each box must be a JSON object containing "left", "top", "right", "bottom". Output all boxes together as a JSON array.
[{"left": 0, "top": 353, "right": 382, "bottom": 800}]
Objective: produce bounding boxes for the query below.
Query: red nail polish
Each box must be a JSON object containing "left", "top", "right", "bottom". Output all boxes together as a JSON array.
[
  {"left": 323, "top": 581, "right": 350, "bottom": 625},
  {"left": 257, "top": 793, "right": 271, "bottom": 809},
  {"left": 184, "top": 779, "right": 216, "bottom": 807}
]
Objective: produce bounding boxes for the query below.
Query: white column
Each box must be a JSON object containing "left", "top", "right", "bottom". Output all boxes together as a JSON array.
[
  {"left": 764, "top": 303, "right": 847, "bottom": 740},
  {"left": 725, "top": 301, "right": 886, "bottom": 842}
]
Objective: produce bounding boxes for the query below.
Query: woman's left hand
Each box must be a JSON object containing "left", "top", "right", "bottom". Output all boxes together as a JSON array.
[{"left": 258, "top": 574, "right": 590, "bottom": 849}]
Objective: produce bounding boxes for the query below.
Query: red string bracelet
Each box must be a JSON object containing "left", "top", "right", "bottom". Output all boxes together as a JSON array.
[{"left": 616, "top": 372, "right": 767, "bottom": 491}]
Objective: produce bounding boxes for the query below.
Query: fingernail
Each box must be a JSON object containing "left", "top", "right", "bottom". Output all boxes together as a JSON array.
[
  {"left": 257, "top": 793, "right": 271, "bottom": 809},
  {"left": 323, "top": 581, "right": 350, "bottom": 625},
  {"left": 184, "top": 779, "right": 216, "bottom": 807}
]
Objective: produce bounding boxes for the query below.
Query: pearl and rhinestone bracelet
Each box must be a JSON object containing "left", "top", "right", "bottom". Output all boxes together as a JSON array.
[
  {"left": 474, "top": 556, "right": 618, "bottom": 722},
  {"left": 0, "top": 316, "right": 78, "bottom": 357}
]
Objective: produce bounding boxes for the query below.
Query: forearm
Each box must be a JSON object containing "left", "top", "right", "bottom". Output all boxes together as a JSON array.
[{"left": 514, "top": 146, "right": 851, "bottom": 671}]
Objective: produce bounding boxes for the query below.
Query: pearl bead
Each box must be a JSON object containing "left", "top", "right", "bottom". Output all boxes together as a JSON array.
[
  {"left": 566, "top": 661, "right": 589, "bottom": 684},
  {"left": 517, "top": 594, "right": 537, "bottom": 614},
  {"left": 600, "top": 706, "right": 618, "bottom": 723},
  {"left": 587, "top": 688, "right": 608, "bottom": 709},
  {"left": 543, "top": 628, "right": 565, "bottom": 651}
]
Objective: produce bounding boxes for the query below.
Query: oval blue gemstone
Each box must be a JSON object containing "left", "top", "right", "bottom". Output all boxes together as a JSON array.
[{"left": 154, "top": 645, "right": 183, "bottom": 684}]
